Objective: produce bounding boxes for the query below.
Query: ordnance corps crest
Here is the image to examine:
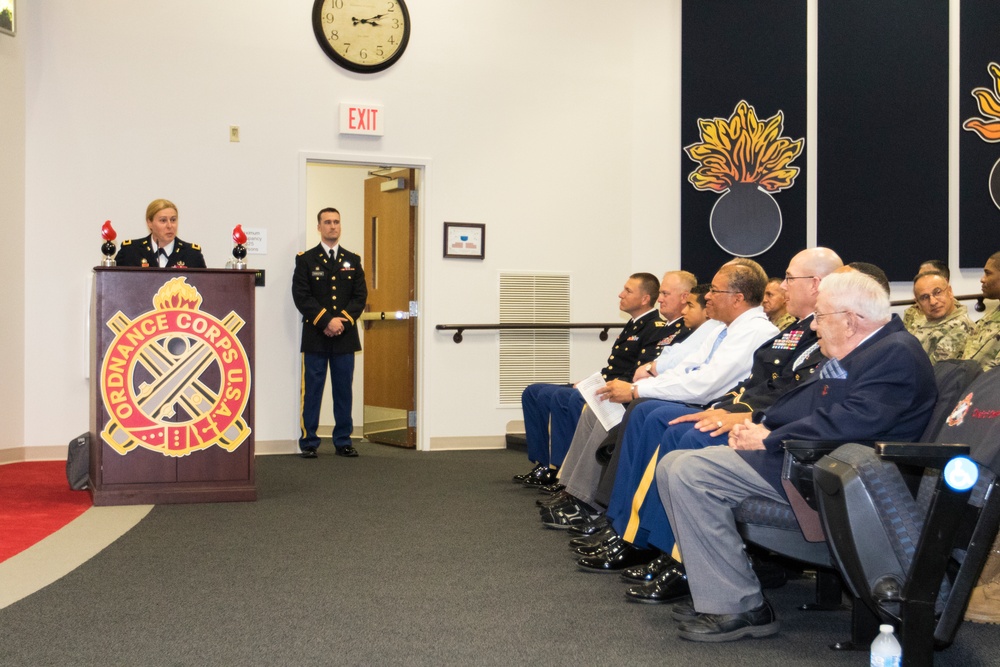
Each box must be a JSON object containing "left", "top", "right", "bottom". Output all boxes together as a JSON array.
[{"left": 100, "top": 277, "right": 252, "bottom": 457}]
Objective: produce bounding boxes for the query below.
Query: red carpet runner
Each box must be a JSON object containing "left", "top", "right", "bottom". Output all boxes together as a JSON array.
[{"left": 0, "top": 461, "right": 92, "bottom": 563}]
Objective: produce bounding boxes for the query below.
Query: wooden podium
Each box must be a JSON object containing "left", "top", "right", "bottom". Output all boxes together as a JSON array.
[{"left": 89, "top": 267, "right": 256, "bottom": 505}]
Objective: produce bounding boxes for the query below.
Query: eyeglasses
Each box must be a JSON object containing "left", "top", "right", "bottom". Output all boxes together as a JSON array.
[
  {"left": 916, "top": 287, "right": 949, "bottom": 304},
  {"left": 707, "top": 287, "right": 739, "bottom": 295},
  {"left": 784, "top": 274, "right": 816, "bottom": 282},
  {"left": 814, "top": 310, "right": 850, "bottom": 321}
]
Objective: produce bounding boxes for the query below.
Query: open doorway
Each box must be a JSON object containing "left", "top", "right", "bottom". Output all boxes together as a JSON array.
[{"left": 304, "top": 160, "right": 420, "bottom": 448}]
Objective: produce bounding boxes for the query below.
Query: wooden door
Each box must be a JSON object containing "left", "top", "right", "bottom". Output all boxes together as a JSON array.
[{"left": 362, "top": 168, "right": 416, "bottom": 447}]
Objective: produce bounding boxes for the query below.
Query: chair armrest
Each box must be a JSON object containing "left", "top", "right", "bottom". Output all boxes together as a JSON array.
[
  {"left": 782, "top": 439, "right": 874, "bottom": 463},
  {"left": 875, "top": 442, "right": 971, "bottom": 467}
]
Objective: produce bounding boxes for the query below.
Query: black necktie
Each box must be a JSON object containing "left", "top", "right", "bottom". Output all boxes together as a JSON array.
[{"left": 156, "top": 248, "right": 167, "bottom": 266}]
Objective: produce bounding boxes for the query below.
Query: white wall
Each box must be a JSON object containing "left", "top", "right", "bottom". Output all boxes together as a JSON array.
[
  {"left": 21, "top": 0, "right": 665, "bottom": 452},
  {"left": 0, "top": 9, "right": 25, "bottom": 458}
]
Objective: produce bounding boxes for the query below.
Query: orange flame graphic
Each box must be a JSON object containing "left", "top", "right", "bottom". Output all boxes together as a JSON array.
[
  {"left": 963, "top": 62, "right": 1000, "bottom": 143},
  {"left": 685, "top": 100, "right": 803, "bottom": 193}
]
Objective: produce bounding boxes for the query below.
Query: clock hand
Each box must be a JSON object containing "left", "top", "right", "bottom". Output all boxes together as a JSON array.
[{"left": 352, "top": 14, "right": 385, "bottom": 27}]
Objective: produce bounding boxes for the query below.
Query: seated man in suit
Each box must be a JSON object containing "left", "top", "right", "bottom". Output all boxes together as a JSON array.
[
  {"left": 514, "top": 272, "right": 689, "bottom": 487},
  {"left": 653, "top": 270, "right": 936, "bottom": 642},
  {"left": 115, "top": 199, "right": 206, "bottom": 268}
]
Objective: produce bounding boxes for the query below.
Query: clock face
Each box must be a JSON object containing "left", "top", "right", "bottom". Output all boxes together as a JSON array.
[{"left": 312, "top": 0, "right": 410, "bottom": 73}]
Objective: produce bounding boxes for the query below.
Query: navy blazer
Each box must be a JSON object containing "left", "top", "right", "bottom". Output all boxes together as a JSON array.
[{"left": 741, "top": 316, "right": 937, "bottom": 496}]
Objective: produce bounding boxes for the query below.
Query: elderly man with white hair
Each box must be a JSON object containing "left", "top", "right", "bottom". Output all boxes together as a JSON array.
[{"left": 650, "top": 270, "right": 937, "bottom": 642}]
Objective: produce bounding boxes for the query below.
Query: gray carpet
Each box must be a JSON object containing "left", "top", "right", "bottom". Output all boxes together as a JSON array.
[{"left": 1, "top": 443, "right": 999, "bottom": 666}]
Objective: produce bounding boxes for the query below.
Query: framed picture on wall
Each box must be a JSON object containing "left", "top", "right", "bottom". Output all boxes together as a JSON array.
[
  {"left": 443, "top": 222, "right": 485, "bottom": 259},
  {"left": 0, "top": 0, "right": 14, "bottom": 37}
]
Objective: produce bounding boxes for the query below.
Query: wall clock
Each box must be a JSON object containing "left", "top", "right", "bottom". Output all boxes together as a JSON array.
[{"left": 312, "top": 0, "right": 410, "bottom": 73}]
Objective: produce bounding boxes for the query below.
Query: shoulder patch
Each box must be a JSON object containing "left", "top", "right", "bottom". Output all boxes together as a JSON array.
[{"left": 121, "top": 239, "right": 132, "bottom": 246}]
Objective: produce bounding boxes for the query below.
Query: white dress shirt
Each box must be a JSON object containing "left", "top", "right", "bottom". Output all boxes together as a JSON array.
[
  {"left": 635, "top": 306, "right": 779, "bottom": 404},
  {"left": 654, "top": 320, "right": 725, "bottom": 375}
]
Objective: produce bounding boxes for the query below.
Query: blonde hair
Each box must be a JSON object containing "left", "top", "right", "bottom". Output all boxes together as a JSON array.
[{"left": 146, "top": 199, "right": 178, "bottom": 221}]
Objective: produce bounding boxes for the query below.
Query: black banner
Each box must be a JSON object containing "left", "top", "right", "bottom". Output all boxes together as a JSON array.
[
  {"left": 960, "top": 0, "right": 1000, "bottom": 269},
  {"left": 816, "top": 0, "right": 949, "bottom": 281},
  {"left": 681, "top": 0, "right": 807, "bottom": 282}
]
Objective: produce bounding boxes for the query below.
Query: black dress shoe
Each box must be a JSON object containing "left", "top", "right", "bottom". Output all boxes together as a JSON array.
[
  {"left": 671, "top": 599, "right": 697, "bottom": 622},
  {"left": 522, "top": 466, "right": 558, "bottom": 488},
  {"left": 624, "top": 564, "right": 690, "bottom": 604},
  {"left": 541, "top": 501, "right": 600, "bottom": 530},
  {"left": 569, "top": 525, "right": 616, "bottom": 549},
  {"left": 577, "top": 541, "right": 659, "bottom": 573},
  {"left": 300, "top": 448, "right": 318, "bottom": 459},
  {"left": 620, "top": 552, "right": 677, "bottom": 583},
  {"left": 574, "top": 532, "right": 623, "bottom": 557},
  {"left": 539, "top": 483, "right": 566, "bottom": 494},
  {"left": 536, "top": 491, "right": 571, "bottom": 508},
  {"left": 513, "top": 463, "right": 545, "bottom": 483},
  {"left": 335, "top": 445, "right": 359, "bottom": 457},
  {"left": 567, "top": 515, "right": 610, "bottom": 537},
  {"left": 677, "top": 600, "right": 780, "bottom": 642}
]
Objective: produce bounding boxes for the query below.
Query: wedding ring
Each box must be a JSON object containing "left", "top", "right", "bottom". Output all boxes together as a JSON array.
[{"left": 716, "top": 420, "right": 723, "bottom": 428}]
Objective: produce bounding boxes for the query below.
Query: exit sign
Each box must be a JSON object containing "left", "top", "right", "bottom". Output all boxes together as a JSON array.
[{"left": 339, "top": 103, "right": 384, "bottom": 136}]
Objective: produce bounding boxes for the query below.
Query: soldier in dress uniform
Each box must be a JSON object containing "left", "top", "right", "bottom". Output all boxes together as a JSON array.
[
  {"left": 963, "top": 251, "right": 1000, "bottom": 371},
  {"left": 292, "top": 207, "right": 368, "bottom": 458},
  {"left": 115, "top": 199, "right": 206, "bottom": 268},
  {"left": 905, "top": 271, "right": 972, "bottom": 364},
  {"left": 514, "top": 273, "right": 666, "bottom": 487}
]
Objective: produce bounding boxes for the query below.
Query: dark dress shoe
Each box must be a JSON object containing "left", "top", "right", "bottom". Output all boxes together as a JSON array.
[
  {"left": 671, "top": 599, "right": 697, "bottom": 622},
  {"left": 541, "top": 501, "right": 600, "bottom": 530},
  {"left": 567, "top": 515, "right": 610, "bottom": 537},
  {"left": 513, "top": 463, "right": 545, "bottom": 483},
  {"left": 577, "top": 540, "right": 658, "bottom": 573},
  {"left": 536, "top": 491, "right": 571, "bottom": 508},
  {"left": 569, "top": 525, "right": 616, "bottom": 549},
  {"left": 624, "top": 564, "right": 690, "bottom": 604},
  {"left": 522, "top": 466, "right": 558, "bottom": 488},
  {"left": 678, "top": 600, "right": 779, "bottom": 642},
  {"left": 335, "top": 445, "right": 359, "bottom": 457},
  {"left": 300, "top": 448, "right": 318, "bottom": 458},
  {"left": 620, "top": 552, "right": 677, "bottom": 583},
  {"left": 539, "top": 483, "right": 565, "bottom": 494},
  {"left": 574, "top": 533, "right": 624, "bottom": 557}
]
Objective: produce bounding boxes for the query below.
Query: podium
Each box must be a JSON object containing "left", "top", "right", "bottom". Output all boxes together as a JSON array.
[{"left": 89, "top": 267, "right": 257, "bottom": 505}]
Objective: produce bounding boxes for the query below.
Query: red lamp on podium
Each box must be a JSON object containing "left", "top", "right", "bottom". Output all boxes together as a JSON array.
[
  {"left": 231, "top": 224, "right": 248, "bottom": 269},
  {"left": 100, "top": 220, "right": 117, "bottom": 266}
]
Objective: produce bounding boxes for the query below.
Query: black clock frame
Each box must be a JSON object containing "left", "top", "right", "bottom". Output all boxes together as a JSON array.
[{"left": 311, "top": 0, "right": 410, "bottom": 74}]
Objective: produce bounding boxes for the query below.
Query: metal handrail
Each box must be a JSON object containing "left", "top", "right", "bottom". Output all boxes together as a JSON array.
[
  {"left": 437, "top": 294, "right": 990, "bottom": 345},
  {"left": 435, "top": 322, "right": 624, "bottom": 344}
]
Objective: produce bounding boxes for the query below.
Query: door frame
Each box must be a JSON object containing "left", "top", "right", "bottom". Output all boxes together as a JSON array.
[{"left": 298, "top": 151, "right": 430, "bottom": 451}]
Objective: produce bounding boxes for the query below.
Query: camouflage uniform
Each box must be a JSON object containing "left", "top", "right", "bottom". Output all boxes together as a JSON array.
[
  {"left": 963, "top": 306, "right": 1000, "bottom": 371},
  {"left": 902, "top": 304, "right": 925, "bottom": 330},
  {"left": 771, "top": 312, "right": 797, "bottom": 332},
  {"left": 906, "top": 303, "right": 973, "bottom": 364}
]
